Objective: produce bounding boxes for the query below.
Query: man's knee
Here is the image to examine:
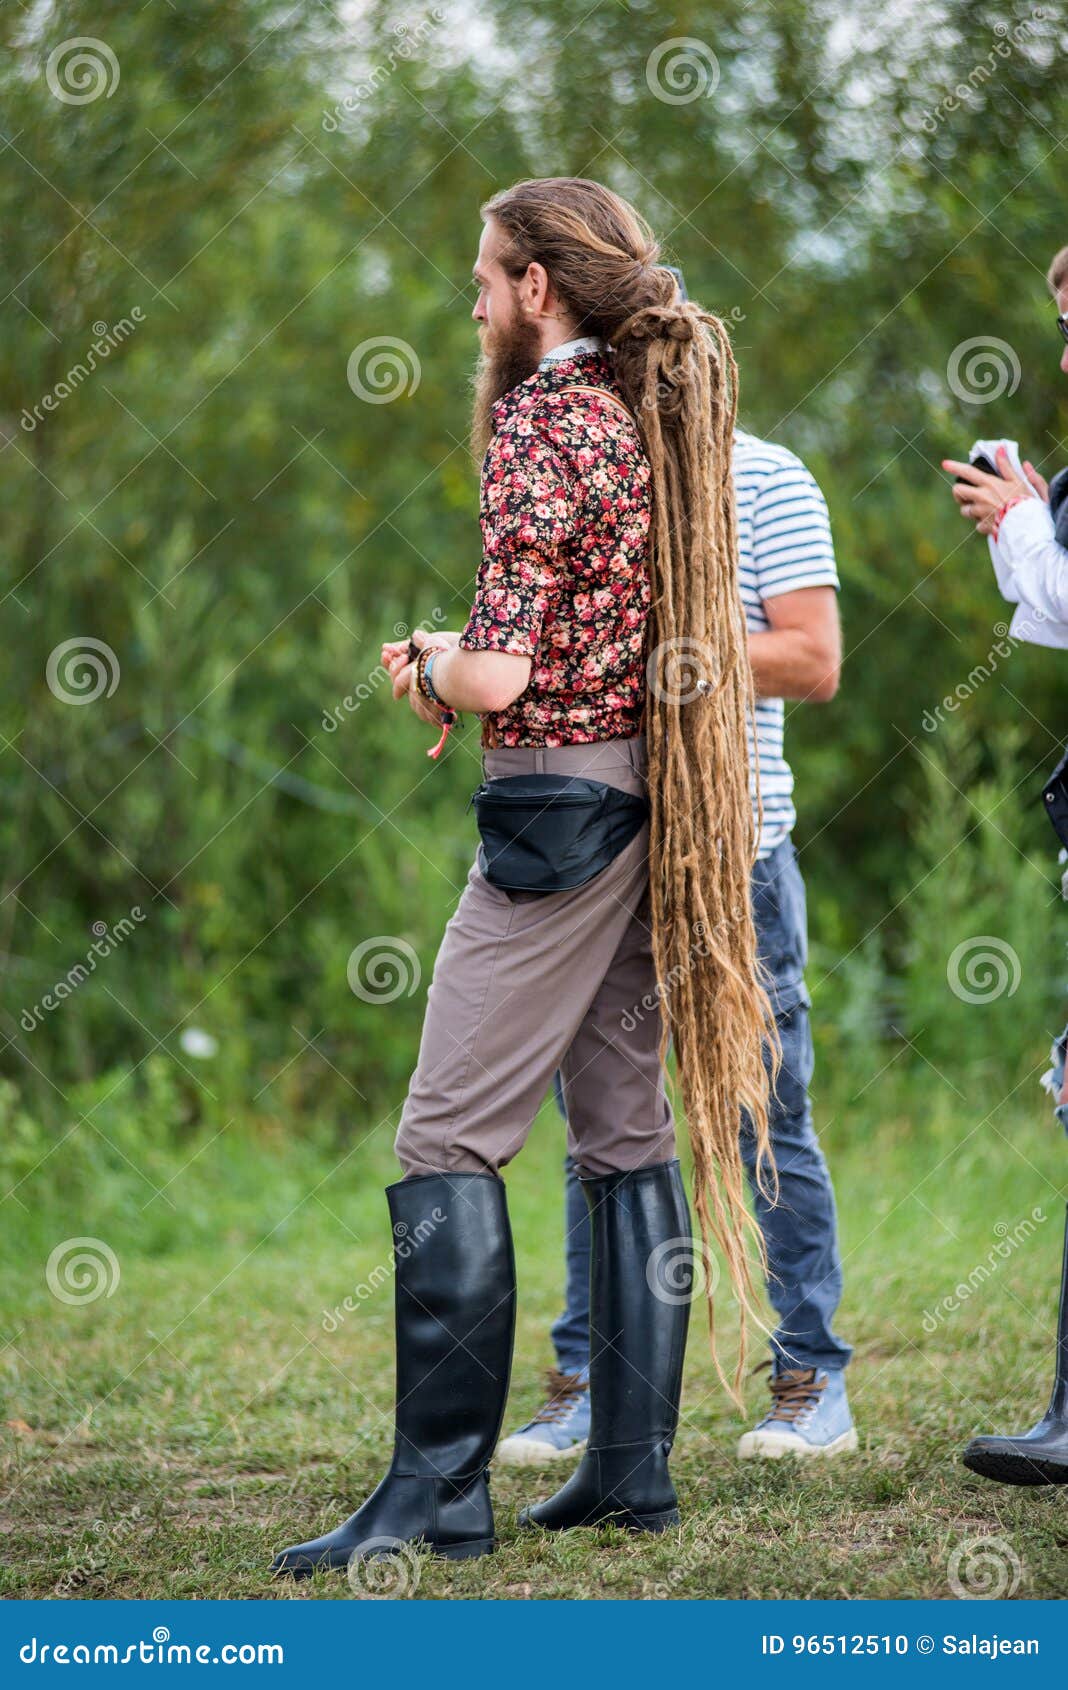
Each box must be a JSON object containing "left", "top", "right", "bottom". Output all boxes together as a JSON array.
[
  {"left": 565, "top": 1092, "right": 676, "bottom": 1174},
  {"left": 394, "top": 1119, "right": 440, "bottom": 1177},
  {"left": 394, "top": 1105, "right": 463, "bottom": 1177},
  {"left": 761, "top": 995, "right": 814, "bottom": 1121}
]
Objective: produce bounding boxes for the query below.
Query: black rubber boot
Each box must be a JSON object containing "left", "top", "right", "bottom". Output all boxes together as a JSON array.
[
  {"left": 519, "top": 1159, "right": 691, "bottom": 1535},
  {"left": 272, "top": 1171, "right": 516, "bottom": 1576},
  {"left": 962, "top": 1202, "right": 1068, "bottom": 1486}
]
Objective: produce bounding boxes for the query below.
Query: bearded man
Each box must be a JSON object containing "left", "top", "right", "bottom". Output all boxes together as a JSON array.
[{"left": 273, "top": 178, "right": 774, "bottom": 1576}]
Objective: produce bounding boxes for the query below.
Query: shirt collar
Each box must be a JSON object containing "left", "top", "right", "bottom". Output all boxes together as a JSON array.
[
  {"left": 489, "top": 341, "right": 614, "bottom": 434},
  {"left": 539, "top": 335, "right": 606, "bottom": 366}
]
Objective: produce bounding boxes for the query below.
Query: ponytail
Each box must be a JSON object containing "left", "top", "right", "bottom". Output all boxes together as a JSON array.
[
  {"left": 484, "top": 178, "right": 778, "bottom": 1394},
  {"left": 614, "top": 301, "right": 779, "bottom": 1397}
]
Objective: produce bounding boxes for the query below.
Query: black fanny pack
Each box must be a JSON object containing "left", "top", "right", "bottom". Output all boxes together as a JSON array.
[{"left": 470, "top": 773, "right": 649, "bottom": 895}]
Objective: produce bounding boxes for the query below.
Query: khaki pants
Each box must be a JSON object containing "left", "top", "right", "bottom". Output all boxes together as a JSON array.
[{"left": 394, "top": 735, "right": 676, "bottom": 1178}]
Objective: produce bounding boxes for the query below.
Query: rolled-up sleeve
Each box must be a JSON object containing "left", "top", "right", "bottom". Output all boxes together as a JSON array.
[
  {"left": 751, "top": 461, "right": 840, "bottom": 599},
  {"left": 993, "top": 498, "right": 1068, "bottom": 646},
  {"left": 460, "top": 429, "right": 575, "bottom": 657}
]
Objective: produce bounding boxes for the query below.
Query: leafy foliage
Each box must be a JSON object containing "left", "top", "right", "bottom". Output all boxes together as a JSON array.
[{"left": 2, "top": 0, "right": 1066, "bottom": 1134}]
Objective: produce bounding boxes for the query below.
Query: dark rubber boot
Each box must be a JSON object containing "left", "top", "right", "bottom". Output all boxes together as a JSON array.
[
  {"left": 519, "top": 1159, "right": 691, "bottom": 1535},
  {"left": 272, "top": 1171, "right": 516, "bottom": 1575},
  {"left": 962, "top": 1203, "right": 1068, "bottom": 1486}
]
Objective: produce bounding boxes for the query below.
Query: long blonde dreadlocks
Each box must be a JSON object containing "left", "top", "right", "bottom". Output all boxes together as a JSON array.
[{"left": 483, "top": 178, "right": 779, "bottom": 1393}]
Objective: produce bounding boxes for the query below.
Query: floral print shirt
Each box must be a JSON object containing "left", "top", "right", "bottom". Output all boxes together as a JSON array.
[{"left": 459, "top": 349, "right": 652, "bottom": 747}]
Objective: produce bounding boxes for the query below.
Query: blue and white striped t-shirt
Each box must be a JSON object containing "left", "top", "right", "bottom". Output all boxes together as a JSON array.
[{"left": 733, "top": 429, "right": 840, "bottom": 858}]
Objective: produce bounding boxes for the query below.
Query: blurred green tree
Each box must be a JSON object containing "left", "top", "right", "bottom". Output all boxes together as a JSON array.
[{"left": 1, "top": 0, "right": 1065, "bottom": 1137}]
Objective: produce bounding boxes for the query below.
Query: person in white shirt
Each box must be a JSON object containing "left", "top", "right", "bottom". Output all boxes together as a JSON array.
[
  {"left": 941, "top": 241, "right": 1068, "bottom": 1488},
  {"left": 497, "top": 272, "right": 854, "bottom": 1471},
  {"left": 943, "top": 245, "right": 1068, "bottom": 643}
]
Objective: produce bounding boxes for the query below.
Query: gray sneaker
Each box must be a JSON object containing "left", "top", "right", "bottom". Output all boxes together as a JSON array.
[
  {"left": 737, "top": 1364, "right": 858, "bottom": 1459},
  {"left": 496, "top": 1368, "right": 591, "bottom": 1467}
]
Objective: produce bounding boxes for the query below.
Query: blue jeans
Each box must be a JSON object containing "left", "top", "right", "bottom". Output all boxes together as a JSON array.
[{"left": 550, "top": 836, "right": 852, "bottom": 1376}]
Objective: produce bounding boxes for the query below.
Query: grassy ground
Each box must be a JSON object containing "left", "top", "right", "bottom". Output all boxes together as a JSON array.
[{"left": 1, "top": 1087, "right": 1066, "bottom": 1601}]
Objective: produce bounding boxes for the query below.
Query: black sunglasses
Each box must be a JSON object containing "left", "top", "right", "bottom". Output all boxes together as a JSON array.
[{"left": 1058, "top": 313, "right": 1068, "bottom": 345}]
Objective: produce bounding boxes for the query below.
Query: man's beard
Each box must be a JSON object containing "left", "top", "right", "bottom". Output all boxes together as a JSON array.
[{"left": 469, "top": 311, "right": 542, "bottom": 461}]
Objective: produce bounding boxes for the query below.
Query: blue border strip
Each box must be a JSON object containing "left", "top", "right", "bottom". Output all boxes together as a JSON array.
[{"left": 2, "top": 1599, "right": 1062, "bottom": 1684}]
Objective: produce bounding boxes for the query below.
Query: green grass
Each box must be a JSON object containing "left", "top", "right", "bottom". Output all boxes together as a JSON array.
[{"left": 2, "top": 1086, "right": 1066, "bottom": 1600}]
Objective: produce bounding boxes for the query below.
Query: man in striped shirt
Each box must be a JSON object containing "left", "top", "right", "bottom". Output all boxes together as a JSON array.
[{"left": 498, "top": 424, "right": 855, "bottom": 1463}]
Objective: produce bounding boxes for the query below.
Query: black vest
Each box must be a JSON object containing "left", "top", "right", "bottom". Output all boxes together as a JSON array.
[{"left": 1041, "top": 471, "right": 1068, "bottom": 846}]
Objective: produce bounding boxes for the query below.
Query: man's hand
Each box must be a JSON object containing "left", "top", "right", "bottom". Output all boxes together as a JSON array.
[
  {"left": 378, "top": 626, "right": 456, "bottom": 728},
  {"left": 942, "top": 446, "right": 1032, "bottom": 535},
  {"left": 380, "top": 628, "right": 460, "bottom": 701},
  {"left": 380, "top": 626, "right": 530, "bottom": 715},
  {"left": 408, "top": 686, "right": 445, "bottom": 727}
]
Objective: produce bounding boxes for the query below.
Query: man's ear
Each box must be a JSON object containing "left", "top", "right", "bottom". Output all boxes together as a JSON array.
[{"left": 525, "top": 260, "right": 551, "bottom": 317}]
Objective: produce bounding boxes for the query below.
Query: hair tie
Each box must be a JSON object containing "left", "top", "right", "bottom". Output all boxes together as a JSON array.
[{"left": 610, "top": 304, "right": 696, "bottom": 345}]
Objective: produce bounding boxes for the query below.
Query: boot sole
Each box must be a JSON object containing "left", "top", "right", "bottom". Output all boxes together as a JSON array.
[
  {"left": 272, "top": 1536, "right": 496, "bottom": 1577},
  {"left": 437, "top": 1536, "right": 497, "bottom": 1559},
  {"left": 519, "top": 1506, "right": 679, "bottom": 1535},
  {"left": 605, "top": 1508, "right": 679, "bottom": 1534},
  {"left": 962, "top": 1448, "right": 1068, "bottom": 1487},
  {"left": 737, "top": 1427, "right": 858, "bottom": 1460},
  {"left": 495, "top": 1436, "right": 587, "bottom": 1468}
]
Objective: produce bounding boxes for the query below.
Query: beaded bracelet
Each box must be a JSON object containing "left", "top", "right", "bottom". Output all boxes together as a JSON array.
[
  {"left": 418, "top": 647, "right": 446, "bottom": 707},
  {"left": 992, "top": 496, "right": 1027, "bottom": 543},
  {"left": 413, "top": 645, "right": 459, "bottom": 761}
]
